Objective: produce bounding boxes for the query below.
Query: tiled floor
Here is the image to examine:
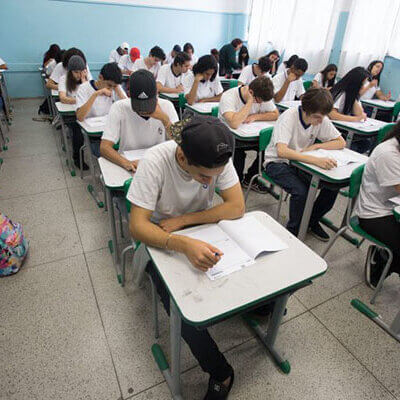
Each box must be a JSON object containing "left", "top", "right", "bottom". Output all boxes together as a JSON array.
[{"left": 0, "top": 99, "right": 399, "bottom": 400}]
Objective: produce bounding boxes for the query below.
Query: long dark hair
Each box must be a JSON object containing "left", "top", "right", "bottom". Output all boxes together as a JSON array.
[
  {"left": 66, "top": 71, "right": 82, "bottom": 94},
  {"left": 43, "top": 44, "right": 61, "bottom": 66},
  {"left": 238, "top": 46, "right": 249, "bottom": 66},
  {"left": 367, "top": 60, "right": 384, "bottom": 85},
  {"left": 331, "top": 67, "right": 369, "bottom": 115},
  {"left": 320, "top": 64, "right": 337, "bottom": 87},
  {"left": 266, "top": 50, "right": 280, "bottom": 61},
  {"left": 383, "top": 120, "right": 400, "bottom": 148},
  {"left": 193, "top": 55, "right": 218, "bottom": 81}
]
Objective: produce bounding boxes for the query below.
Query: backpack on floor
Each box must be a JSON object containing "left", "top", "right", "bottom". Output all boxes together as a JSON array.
[{"left": 0, "top": 213, "right": 29, "bottom": 276}]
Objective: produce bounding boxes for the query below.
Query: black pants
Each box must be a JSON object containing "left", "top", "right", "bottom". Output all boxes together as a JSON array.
[
  {"left": 233, "top": 141, "right": 260, "bottom": 183},
  {"left": 68, "top": 122, "right": 84, "bottom": 162},
  {"left": 146, "top": 262, "right": 233, "bottom": 382},
  {"left": 359, "top": 215, "right": 400, "bottom": 275}
]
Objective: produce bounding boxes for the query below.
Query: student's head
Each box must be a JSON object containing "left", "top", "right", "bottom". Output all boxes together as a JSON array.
[
  {"left": 130, "top": 47, "right": 140, "bottom": 63},
  {"left": 285, "top": 54, "right": 299, "bottom": 68},
  {"left": 148, "top": 46, "right": 166, "bottom": 66},
  {"left": 367, "top": 60, "right": 384, "bottom": 83},
  {"left": 248, "top": 76, "right": 274, "bottom": 103},
  {"left": 231, "top": 38, "right": 243, "bottom": 51},
  {"left": 301, "top": 88, "right": 334, "bottom": 125},
  {"left": 266, "top": 50, "right": 280, "bottom": 63},
  {"left": 331, "top": 67, "right": 370, "bottom": 115},
  {"left": 320, "top": 64, "right": 337, "bottom": 87},
  {"left": 44, "top": 44, "right": 61, "bottom": 63},
  {"left": 210, "top": 48, "right": 219, "bottom": 62},
  {"left": 171, "top": 44, "right": 182, "bottom": 58},
  {"left": 183, "top": 43, "right": 194, "bottom": 56},
  {"left": 382, "top": 120, "right": 400, "bottom": 148},
  {"left": 192, "top": 55, "right": 218, "bottom": 82},
  {"left": 97, "top": 62, "right": 123, "bottom": 89},
  {"left": 173, "top": 52, "right": 191, "bottom": 74},
  {"left": 257, "top": 56, "right": 272, "bottom": 73},
  {"left": 62, "top": 48, "right": 87, "bottom": 69},
  {"left": 121, "top": 42, "right": 130, "bottom": 54},
  {"left": 290, "top": 58, "right": 308, "bottom": 78},
  {"left": 171, "top": 115, "right": 234, "bottom": 185},
  {"left": 238, "top": 45, "right": 249, "bottom": 66},
  {"left": 129, "top": 69, "right": 157, "bottom": 116},
  {"left": 66, "top": 55, "right": 86, "bottom": 93}
]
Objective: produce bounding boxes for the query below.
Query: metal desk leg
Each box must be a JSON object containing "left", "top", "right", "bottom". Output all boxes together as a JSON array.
[
  {"left": 345, "top": 131, "right": 354, "bottom": 149},
  {"left": 60, "top": 119, "right": 76, "bottom": 176},
  {"left": 371, "top": 107, "right": 378, "bottom": 120},
  {"left": 298, "top": 175, "right": 320, "bottom": 241}
]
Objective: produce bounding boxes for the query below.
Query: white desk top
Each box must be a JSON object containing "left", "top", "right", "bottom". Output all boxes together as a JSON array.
[
  {"left": 55, "top": 102, "right": 76, "bottom": 114},
  {"left": 361, "top": 99, "right": 396, "bottom": 109},
  {"left": 77, "top": 116, "right": 106, "bottom": 134},
  {"left": 159, "top": 92, "right": 180, "bottom": 99},
  {"left": 293, "top": 148, "right": 368, "bottom": 182},
  {"left": 147, "top": 211, "right": 327, "bottom": 325},
  {"left": 231, "top": 121, "right": 276, "bottom": 139},
  {"left": 276, "top": 100, "right": 301, "bottom": 110},
  {"left": 51, "top": 89, "right": 59, "bottom": 97},
  {"left": 98, "top": 157, "right": 131, "bottom": 189},
  {"left": 332, "top": 117, "right": 387, "bottom": 133},
  {"left": 186, "top": 102, "right": 219, "bottom": 114}
]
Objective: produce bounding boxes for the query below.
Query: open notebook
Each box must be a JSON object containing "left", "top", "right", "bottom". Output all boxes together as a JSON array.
[
  {"left": 302, "top": 149, "right": 362, "bottom": 167},
  {"left": 181, "top": 215, "right": 288, "bottom": 280},
  {"left": 122, "top": 148, "right": 148, "bottom": 161},
  {"left": 334, "top": 118, "right": 387, "bottom": 131},
  {"left": 236, "top": 121, "right": 275, "bottom": 136}
]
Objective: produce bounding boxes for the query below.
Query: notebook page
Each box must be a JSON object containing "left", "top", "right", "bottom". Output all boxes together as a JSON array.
[
  {"left": 191, "top": 102, "right": 218, "bottom": 113},
  {"left": 302, "top": 149, "right": 362, "bottom": 167},
  {"left": 85, "top": 116, "right": 107, "bottom": 128},
  {"left": 219, "top": 215, "right": 288, "bottom": 260},
  {"left": 236, "top": 121, "right": 274, "bottom": 136},
  {"left": 122, "top": 148, "right": 148, "bottom": 161}
]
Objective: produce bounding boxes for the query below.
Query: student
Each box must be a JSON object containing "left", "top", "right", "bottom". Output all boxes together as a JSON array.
[
  {"left": 276, "top": 54, "right": 298, "bottom": 75},
  {"left": 354, "top": 122, "right": 400, "bottom": 288},
  {"left": 109, "top": 42, "right": 129, "bottom": 64},
  {"left": 183, "top": 42, "right": 197, "bottom": 68},
  {"left": 210, "top": 48, "right": 219, "bottom": 63},
  {"left": 264, "top": 88, "right": 346, "bottom": 240},
  {"left": 100, "top": 70, "right": 178, "bottom": 172},
  {"left": 272, "top": 57, "right": 308, "bottom": 103},
  {"left": 312, "top": 64, "right": 337, "bottom": 90},
  {"left": 128, "top": 115, "right": 244, "bottom": 400},
  {"left": 0, "top": 57, "right": 7, "bottom": 70},
  {"left": 42, "top": 44, "right": 61, "bottom": 77},
  {"left": 238, "top": 55, "right": 271, "bottom": 86},
  {"left": 58, "top": 55, "right": 87, "bottom": 104},
  {"left": 118, "top": 47, "right": 140, "bottom": 75},
  {"left": 183, "top": 55, "right": 223, "bottom": 105},
  {"left": 164, "top": 44, "right": 181, "bottom": 65},
  {"left": 219, "top": 75, "right": 279, "bottom": 189},
  {"left": 238, "top": 45, "right": 249, "bottom": 68},
  {"left": 133, "top": 46, "right": 165, "bottom": 78},
  {"left": 218, "top": 38, "right": 243, "bottom": 76},
  {"left": 266, "top": 50, "right": 280, "bottom": 75},
  {"left": 156, "top": 52, "right": 191, "bottom": 94},
  {"left": 360, "top": 60, "right": 391, "bottom": 101}
]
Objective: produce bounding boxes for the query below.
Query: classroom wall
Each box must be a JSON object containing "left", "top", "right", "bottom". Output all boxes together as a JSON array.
[{"left": 0, "top": 0, "right": 248, "bottom": 98}]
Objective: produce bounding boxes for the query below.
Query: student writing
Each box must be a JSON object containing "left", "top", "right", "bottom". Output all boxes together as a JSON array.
[
  {"left": 109, "top": 42, "right": 129, "bottom": 64},
  {"left": 312, "top": 64, "right": 337, "bottom": 90},
  {"left": 118, "top": 47, "right": 140, "bottom": 75},
  {"left": 132, "top": 46, "right": 165, "bottom": 78},
  {"left": 58, "top": 55, "right": 87, "bottom": 105},
  {"left": 183, "top": 42, "right": 197, "bottom": 68},
  {"left": 164, "top": 44, "right": 181, "bottom": 65},
  {"left": 238, "top": 55, "right": 272, "bottom": 86},
  {"left": 156, "top": 52, "right": 191, "bottom": 94}
]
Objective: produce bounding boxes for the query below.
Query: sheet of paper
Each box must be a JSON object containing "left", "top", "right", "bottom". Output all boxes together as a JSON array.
[
  {"left": 363, "top": 99, "right": 395, "bottom": 108},
  {"left": 122, "top": 148, "right": 148, "bottom": 161},
  {"left": 181, "top": 225, "right": 253, "bottom": 280},
  {"left": 236, "top": 121, "right": 275, "bottom": 136},
  {"left": 278, "top": 100, "right": 301, "bottom": 109},
  {"left": 334, "top": 118, "right": 387, "bottom": 132},
  {"left": 389, "top": 195, "right": 400, "bottom": 206},
  {"left": 191, "top": 102, "right": 218, "bottom": 113},
  {"left": 302, "top": 149, "right": 362, "bottom": 167},
  {"left": 85, "top": 116, "right": 107, "bottom": 128}
]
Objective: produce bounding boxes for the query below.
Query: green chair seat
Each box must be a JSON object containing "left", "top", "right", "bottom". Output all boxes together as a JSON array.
[
  {"left": 349, "top": 215, "right": 388, "bottom": 249},
  {"left": 303, "top": 81, "right": 312, "bottom": 91}
]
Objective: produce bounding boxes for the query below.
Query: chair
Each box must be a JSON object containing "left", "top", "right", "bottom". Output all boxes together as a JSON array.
[
  {"left": 178, "top": 93, "right": 187, "bottom": 119},
  {"left": 211, "top": 106, "right": 219, "bottom": 117},
  {"left": 376, "top": 123, "right": 395, "bottom": 145},
  {"left": 229, "top": 80, "right": 239, "bottom": 89},
  {"left": 303, "top": 81, "right": 312, "bottom": 91},
  {"left": 244, "top": 128, "right": 285, "bottom": 220},
  {"left": 392, "top": 101, "right": 400, "bottom": 122},
  {"left": 321, "top": 165, "right": 393, "bottom": 304}
]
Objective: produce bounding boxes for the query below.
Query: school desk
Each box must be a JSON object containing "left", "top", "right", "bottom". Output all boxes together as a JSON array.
[
  {"left": 0, "top": 69, "right": 12, "bottom": 124},
  {"left": 275, "top": 100, "right": 301, "bottom": 112},
  {"left": 361, "top": 99, "right": 396, "bottom": 119},
  {"left": 185, "top": 102, "right": 219, "bottom": 116}
]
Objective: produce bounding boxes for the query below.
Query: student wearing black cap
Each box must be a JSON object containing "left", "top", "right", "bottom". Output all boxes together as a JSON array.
[
  {"left": 128, "top": 115, "right": 244, "bottom": 399},
  {"left": 100, "top": 70, "right": 178, "bottom": 172}
]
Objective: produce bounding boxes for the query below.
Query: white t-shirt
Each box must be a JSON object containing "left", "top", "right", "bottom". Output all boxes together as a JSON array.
[
  {"left": 58, "top": 75, "right": 80, "bottom": 98},
  {"left": 313, "top": 72, "right": 329, "bottom": 88},
  {"left": 118, "top": 54, "right": 135, "bottom": 72},
  {"left": 50, "top": 62, "right": 92, "bottom": 84},
  {"left": 238, "top": 64, "right": 271, "bottom": 86},
  {"left": 76, "top": 80, "right": 126, "bottom": 119},
  {"left": 333, "top": 92, "right": 361, "bottom": 115},
  {"left": 360, "top": 81, "right": 379, "bottom": 100},
  {"left": 0, "top": 57, "right": 5, "bottom": 66},
  {"left": 102, "top": 98, "right": 178, "bottom": 153},
  {"left": 109, "top": 49, "right": 123, "bottom": 64},
  {"left": 354, "top": 138, "right": 400, "bottom": 218},
  {"left": 272, "top": 69, "right": 305, "bottom": 102},
  {"left": 156, "top": 64, "right": 186, "bottom": 89},
  {"left": 218, "top": 87, "right": 276, "bottom": 121},
  {"left": 189, "top": 54, "right": 198, "bottom": 67},
  {"left": 45, "top": 59, "right": 57, "bottom": 77},
  {"left": 264, "top": 106, "right": 341, "bottom": 165},
  {"left": 276, "top": 63, "right": 286, "bottom": 75},
  {"left": 165, "top": 52, "right": 174, "bottom": 65},
  {"left": 126, "top": 140, "right": 239, "bottom": 222},
  {"left": 182, "top": 71, "right": 223, "bottom": 102},
  {"left": 133, "top": 58, "right": 160, "bottom": 78}
]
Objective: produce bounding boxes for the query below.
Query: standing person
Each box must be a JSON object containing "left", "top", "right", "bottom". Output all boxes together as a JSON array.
[
  {"left": 109, "top": 42, "right": 130, "bottom": 64},
  {"left": 218, "top": 38, "right": 243, "bottom": 77},
  {"left": 266, "top": 50, "right": 280, "bottom": 75},
  {"left": 183, "top": 42, "right": 197, "bottom": 68},
  {"left": 118, "top": 47, "right": 140, "bottom": 75},
  {"left": 183, "top": 55, "right": 223, "bottom": 105},
  {"left": 312, "top": 64, "right": 337, "bottom": 90},
  {"left": 238, "top": 55, "right": 272, "bottom": 86},
  {"left": 276, "top": 54, "right": 298, "bottom": 75},
  {"left": 42, "top": 44, "right": 61, "bottom": 77},
  {"left": 354, "top": 121, "right": 400, "bottom": 288},
  {"left": 238, "top": 45, "right": 249, "bottom": 68},
  {"left": 156, "top": 52, "right": 191, "bottom": 94},
  {"left": 164, "top": 44, "right": 181, "bottom": 65},
  {"left": 133, "top": 46, "right": 165, "bottom": 78}
]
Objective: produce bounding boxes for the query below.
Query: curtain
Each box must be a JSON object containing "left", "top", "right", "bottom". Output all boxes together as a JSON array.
[
  {"left": 247, "top": 0, "right": 335, "bottom": 73},
  {"left": 388, "top": 5, "right": 400, "bottom": 59},
  {"left": 339, "top": 0, "right": 400, "bottom": 76}
]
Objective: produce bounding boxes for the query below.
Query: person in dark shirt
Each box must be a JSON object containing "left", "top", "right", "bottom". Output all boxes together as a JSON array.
[{"left": 219, "top": 38, "right": 243, "bottom": 77}]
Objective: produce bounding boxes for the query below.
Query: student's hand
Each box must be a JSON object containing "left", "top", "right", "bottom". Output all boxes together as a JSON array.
[
  {"left": 149, "top": 103, "right": 168, "bottom": 122},
  {"left": 355, "top": 112, "right": 367, "bottom": 122},
  {"left": 98, "top": 88, "right": 112, "bottom": 97},
  {"left": 123, "top": 159, "right": 139, "bottom": 172},
  {"left": 287, "top": 72, "right": 298, "bottom": 82},
  {"left": 195, "top": 73, "right": 204, "bottom": 82},
  {"left": 159, "top": 216, "right": 186, "bottom": 233},
  {"left": 370, "top": 79, "right": 378, "bottom": 87},
  {"left": 183, "top": 237, "right": 223, "bottom": 272},
  {"left": 301, "top": 143, "right": 320, "bottom": 152},
  {"left": 176, "top": 84, "right": 184, "bottom": 93},
  {"left": 244, "top": 114, "right": 258, "bottom": 124},
  {"left": 314, "top": 157, "right": 337, "bottom": 170},
  {"left": 80, "top": 70, "right": 88, "bottom": 82}
]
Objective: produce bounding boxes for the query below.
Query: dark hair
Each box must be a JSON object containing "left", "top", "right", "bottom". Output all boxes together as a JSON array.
[
  {"left": 367, "top": 60, "right": 384, "bottom": 84},
  {"left": 284, "top": 54, "right": 299, "bottom": 68},
  {"left": 301, "top": 88, "right": 334, "bottom": 115},
  {"left": 150, "top": 46, "right": 166, "bottom": 61},
  {"left": 172, "top": 44, "right": 181, "bottom": 53},
  {"left": 320, "top": 64, "right": 337, "bottom": 87},
  {"left": 249, "top": 76, "right": 274, "bottom": 101},
  {"left": 43, "top": 44, "right": 61, "bottom": 66},
  {"left": 382, "top": 120, "right": 400, "bottom": 148},
  {"left": 173, "top": 52, "right": 191, "bottom": 66},
  {"left": 62, "top": 48, "right": 87, "bottom": 69},
  {"left": 238, "top": 46, "right": 249, "bottom": 66},
  {"left": 331, "top": 67, "right": 370, "bottom": 115},
  {"left": 116, "top": 46, "right": 125, "bottom": 56},
  {"left": 183, "top": 43, "right": 194, "bottom": 53},
  {"left": 257, "top": 56, "right": 272, "bottom": 73},
  {"left": 66, "top": 70, "right": 82, "bottom": 94},
  {"left": 266, "top": 50, "right": 280, "bottom": 60},
  {"left": 231, "top": 38, "right": 243, "bottom": 48},
  {"left": 292, "top": 58, "right": 308, "bottom": 72},
  {"left": 210, "top": 48, "right": 219, "bottom": 62},
  {"left": 192, "top": 55, "right": 218, "bottom": 81},
  {"left": 100, "top": 62, "right": 122, "bottom": 84}
]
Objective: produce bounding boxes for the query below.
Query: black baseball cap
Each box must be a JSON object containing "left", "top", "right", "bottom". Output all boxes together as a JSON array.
[
  {"left": 179, "top": 115, "right": 234, "bottom": 168},
  {"left": 129, "top": 69, "right": 157, "bottom": 114}
]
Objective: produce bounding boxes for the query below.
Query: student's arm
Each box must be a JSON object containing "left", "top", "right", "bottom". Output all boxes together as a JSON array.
[
  {"left": 100, "top": 139, "right": 138, "bottom": 172},
  {"left": 76, "top": 88, "right": 111, "bottom": 121},
  {"left": 114, "top": 85, "right": 127, "bottom": 100},
  {"left": 197, "top": 93, "right": 223, "bottom": 103},
  {"left": 328, "top": 107, "right": 366, "bottom": 122},
  {"left": 46, "top": 79, "right": 58, "bottom": 90},
  {"left": 59, "top": 92, "right": 76, "bottom": 105},
  {"left": 0, "top": 63, "right": 8, "bottom": 70},
  {"left": 375, "top": 89, "right": 391, "bottom": 101},
  {"left": 301, "top": 135, "right": 346, "bottom": 152},
  {"left": 244, "top": 109, "right": 279, "bottom": 123},
  {"left": 360, "top": 80, "right": 377, "bottom": 96},
  {"left": 395, "top": 184, "right": 400, "bottom": 194},
  {"left": 223, "top": 98, "right": 254, "bottom": 129},
  {"left": 156, "top": 82, "right": 182, "bottom": 94},
  {"left": 185, "top": 74, "right": 202, "bottom": 105},
  {"left": 274, "top": 73, "right": 297, "bottom": 103}
]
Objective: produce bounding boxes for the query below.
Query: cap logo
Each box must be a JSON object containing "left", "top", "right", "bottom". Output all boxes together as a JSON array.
[
  {"left": 138, "top": 92, "right": 148, "bottom": 99},
  {"left": 216, "top": 143, "right": 229, "bottom": 153}
]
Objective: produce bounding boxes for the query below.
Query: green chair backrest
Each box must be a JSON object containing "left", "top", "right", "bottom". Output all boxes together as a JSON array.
[
  {"left": 123, "top": 177, "right": 133, "bottom": 213},
  {"left": 178, "top": 93, "right": 187, "bottom": 108},
  {"left": 392, "top": 101, "right": 400, "bottom": 121},
  {"left": 348, "top": 165, "right": 365, "bottom": 199},
  {"left": 229, "top": 80, "right": 238, "bottom": 89},
  {"left": 377, "top": 123, "right": 395, "bottom": 144},
  {"left": 259, "top": 127, "right": 274, "bottom": 151},
  {"left": 211, "top": 106, "right": 219, "bottom": 117},
  {"left": 303, "top": 81, "right": 312, "bottom": 91}
]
